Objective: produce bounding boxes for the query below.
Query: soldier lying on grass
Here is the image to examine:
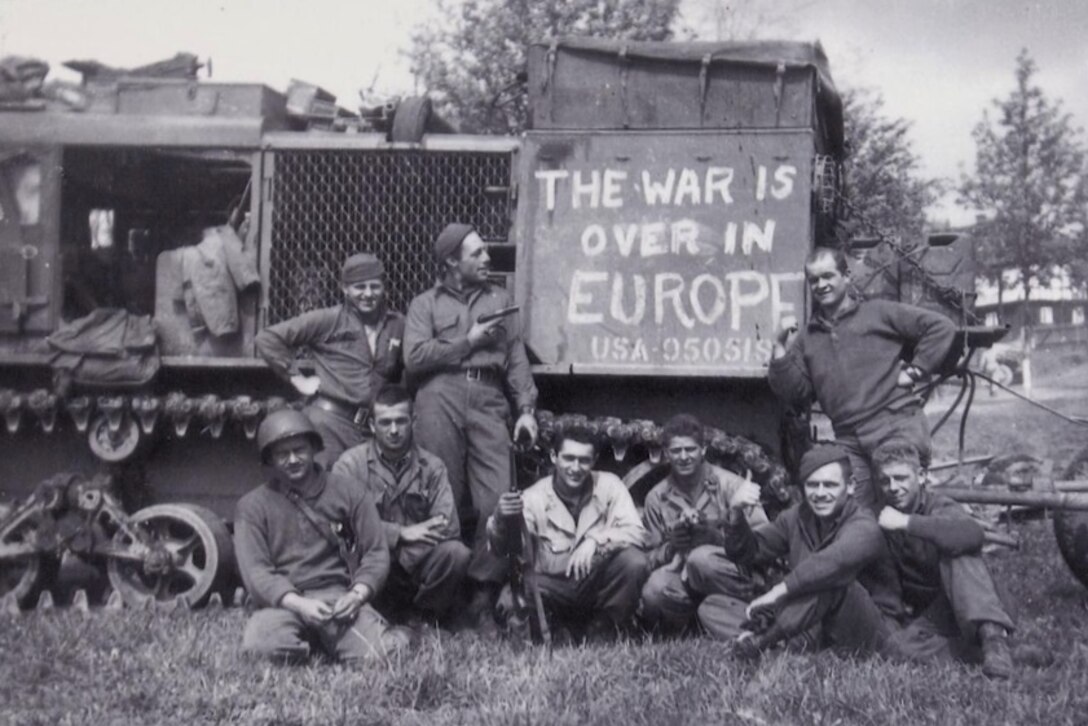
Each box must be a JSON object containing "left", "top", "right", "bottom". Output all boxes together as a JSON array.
[
  {"left": 640, "top": 414, "right": 769, "bottom": 634},
  {"left": 234, "top": 409, "right": 411, "bottom": 663},
  {"left": 487, "top": 425, "right": 649, "bottom": 642},
  {"left": 873, "top": 439, "right": 1017, "bottom": 679},
  {"left": 698, "top": 444, "right": 903, "bottom": 658}
]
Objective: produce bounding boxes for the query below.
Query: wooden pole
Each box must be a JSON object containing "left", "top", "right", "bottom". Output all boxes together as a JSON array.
[{"left": 938, "top": 487, "right": 1088, "bottom": 510}]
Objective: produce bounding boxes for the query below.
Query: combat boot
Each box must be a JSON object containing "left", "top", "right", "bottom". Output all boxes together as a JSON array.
[{"left": 979, "top": 622, "right": 1014, "bottom": 680}]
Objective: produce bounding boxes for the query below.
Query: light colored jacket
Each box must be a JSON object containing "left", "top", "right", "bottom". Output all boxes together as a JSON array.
[{"left": 488, "top": 471, "right": 646, "bottom": 576}]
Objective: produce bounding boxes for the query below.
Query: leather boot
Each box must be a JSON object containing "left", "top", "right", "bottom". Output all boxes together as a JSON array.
[{"left": 978, "top": 622, "right": 1014, "bottom": 680}]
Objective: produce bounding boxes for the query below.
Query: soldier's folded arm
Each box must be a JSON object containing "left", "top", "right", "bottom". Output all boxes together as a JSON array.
[
  {"left": 905, "top": 497, "right": 985, "bottom": 556},
  {"left": 766, "top": 340, "right": 815, "bottom": 408},
  {"left": 723, "top": 513, "right": 789, "bottom": 568}
]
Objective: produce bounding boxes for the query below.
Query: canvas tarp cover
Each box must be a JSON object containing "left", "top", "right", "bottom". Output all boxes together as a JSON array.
[{"left": 527, "top": 37, "right": 844, "bottom": 157}]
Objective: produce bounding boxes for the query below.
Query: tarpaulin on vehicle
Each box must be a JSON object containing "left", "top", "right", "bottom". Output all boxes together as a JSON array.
[
  {"left": 527, "top": 37, "right": 844, "bottom": 158},
  {"left": 47, "top": 308, "right": 160, "bottom": 387}
]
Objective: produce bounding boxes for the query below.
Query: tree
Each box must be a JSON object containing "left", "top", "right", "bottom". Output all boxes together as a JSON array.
[
  {"left": 407, "top": 0, "right": 680, "bottom": 134},
  {"left": 839, "top": 86, "right": 941, "bottom": 243},
  {"left": 960, "top": 50, "right": 1088, "bottom": 332}
]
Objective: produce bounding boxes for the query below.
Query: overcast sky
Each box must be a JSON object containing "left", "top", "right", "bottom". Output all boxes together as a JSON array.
[{"left": 0, "top": 0, "right": 1083, "bottom": 226}]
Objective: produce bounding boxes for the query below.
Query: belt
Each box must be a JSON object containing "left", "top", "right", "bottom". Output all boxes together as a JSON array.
[
  {"left": 444, "top": 367, "right": 501, "bottom": 384},
  {"left": 311, "top": 395, "right": 368, "bottom": 426}
]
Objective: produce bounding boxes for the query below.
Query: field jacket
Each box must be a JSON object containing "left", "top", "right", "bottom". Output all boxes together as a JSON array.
[
  {"left": 487, "top": 471, "right": 646, "bottom": 577},
  {"left": 642, "top": 463, "right": 768, "bottom": 568},
  {"left": 333, "top": 441, "right": 461, "bottom": 573}
]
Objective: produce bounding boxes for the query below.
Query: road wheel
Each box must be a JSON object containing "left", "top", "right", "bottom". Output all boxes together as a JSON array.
[
  {"left": 1053, "top": 445, "right": 1088, "bottom": 588},
  {"left": 107, "top": 504, "right": 234, "bottom": 608}
]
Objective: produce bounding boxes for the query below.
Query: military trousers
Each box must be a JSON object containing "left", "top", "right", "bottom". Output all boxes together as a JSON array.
[
  {"left": 698, "top": 580, "right": 892, "bottom": 655},
  {"left": 886, "top": 553, "right": 1016, "bottom": 664},
  {"left": 413, "top": 372, "right": 511, "bottom": 584},
  {"left": 376, "top": 539, "right": 472, "bottom": 620},
  {"left": 640, "top": 545, "right": 759, "bottom": 632},
  {"left": 836, "top": 405, "right": 931, "bottom": 514}
]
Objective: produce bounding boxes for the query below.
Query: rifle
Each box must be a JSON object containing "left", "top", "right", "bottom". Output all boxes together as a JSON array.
[{"left": 504, "top": 447, "right": 551, "bottom": 645}]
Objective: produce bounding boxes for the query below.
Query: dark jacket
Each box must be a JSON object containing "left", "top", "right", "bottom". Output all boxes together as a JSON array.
[
  {"left": 883, "top": 490, "right": 985, "bottom": 611},
  {"left": 768, "top": 298, "right": 955, "bottom": 433},
  {"left": 725, "top": 497, "right": 903, "bottom": 619},
  {"left": 233, "top": 468, "right": 389, "bottom": 607}
]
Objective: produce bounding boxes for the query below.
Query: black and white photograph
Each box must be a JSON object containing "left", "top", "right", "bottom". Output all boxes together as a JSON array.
[{"left": 0, "top": 0, "right": 1086, "bottom": 723}]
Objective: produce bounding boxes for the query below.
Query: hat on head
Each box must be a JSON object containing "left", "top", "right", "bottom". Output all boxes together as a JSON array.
[
  {"left": 434, "top": 223, "right": 475, "bottom": 261},
  {"left": 341, "top": 252, "right": 384, "bottom": 285},
  {"left": 797, "top": 444, "right": 850, "bottom": 484}
]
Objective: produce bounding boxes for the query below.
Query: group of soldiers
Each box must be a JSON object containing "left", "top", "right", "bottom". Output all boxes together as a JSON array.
[{"left": 235, "top": 225, "right": 1021, "bottom": 680}]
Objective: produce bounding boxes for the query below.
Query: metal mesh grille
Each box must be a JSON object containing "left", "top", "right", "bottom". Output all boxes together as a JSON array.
[{"left": 268, "top": 149, "right": 512, "bottom": 322}]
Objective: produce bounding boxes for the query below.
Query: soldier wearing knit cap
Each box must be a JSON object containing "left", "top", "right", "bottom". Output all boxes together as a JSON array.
[
  {"left": 404, "top": 223, "right": 539, "bottom": 634},
  {"left": 698, "top": 443, "right": 903, "bottom": 659},
  {"left": 256, "top": 251, "right": 405, "bottom": 467}
]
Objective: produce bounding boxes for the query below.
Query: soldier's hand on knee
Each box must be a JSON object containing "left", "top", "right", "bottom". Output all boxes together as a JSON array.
[
  {"left": 283, "top": 593, "right": 334, "bottom": 626},
  {"left": 330, "top": 586, "right": 369, "bottom": 622},
  {"left": 566, "top": 538, "right": 598, "bottom": 580},
  {"left": 745, "top": 582, "right": 788, "bottom": 621}
]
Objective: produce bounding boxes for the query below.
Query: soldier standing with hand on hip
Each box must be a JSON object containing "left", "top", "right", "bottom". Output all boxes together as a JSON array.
[
  {"left": 404, "top": 223, "right": 539, "bottom": 633},
  {"left": 256, "top": 252, "right": 404, "bottom": 468}
]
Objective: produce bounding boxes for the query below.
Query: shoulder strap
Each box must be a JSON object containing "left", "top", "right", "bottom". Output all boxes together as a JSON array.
[{"left": 283, "top": 489, "right": 346, "bottom": 553}]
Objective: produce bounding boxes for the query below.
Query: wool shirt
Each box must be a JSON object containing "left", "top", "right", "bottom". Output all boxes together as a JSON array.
[
  {"left": 768, "top": 298, "right": 955, "bottom": 433},
  {"left": 233, "top": 468, "right": 389, "bottom": 608},
  {"left": 724, "top": 497, "right": 903, "bottom": 619},
  {"left": 404, "top": 281, "right": 537, "bottom": 410},
  {"left": 256, "top": 306, "right": 404, "bottom": 406}
]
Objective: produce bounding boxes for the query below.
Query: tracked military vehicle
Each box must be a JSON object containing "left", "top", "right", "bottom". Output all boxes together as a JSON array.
[{"left": 5, "top": 40, "right": 1033, "bottom": 611}]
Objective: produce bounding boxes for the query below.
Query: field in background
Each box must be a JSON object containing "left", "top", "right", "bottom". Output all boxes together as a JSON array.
[{"left": 4, "top": 377, "right": 1088, "bottom": 725}]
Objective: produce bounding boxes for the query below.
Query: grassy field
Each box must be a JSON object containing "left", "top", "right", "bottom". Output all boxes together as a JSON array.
[{"left": 4, "top": 387, "right": 1088, "bottom": 725}]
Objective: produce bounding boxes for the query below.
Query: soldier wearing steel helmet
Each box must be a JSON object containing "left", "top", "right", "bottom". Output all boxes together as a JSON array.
[
  {"left": 255, "top": 252, "right": 405, "bottom": 468},
  {"left": 233, "top": 409, "right": 411, "bottom": 662}
]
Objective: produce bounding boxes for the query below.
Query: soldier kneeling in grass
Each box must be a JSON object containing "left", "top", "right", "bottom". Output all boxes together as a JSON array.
[
  {"left": 640, "top": 414, "right": 770, "bottom": 634},
  {"left": 873, "top": 440, "right": 1017, "bottom": 679},
  {"left": 486, "top": 425, "right": 650, "bottom": 642},
  {"left": 333, "top": 385, "right": 471, "bottom": 630},
  {"left": 234, "top": 409, "right": 411, "bottom": 663},
  {"left": 698, "top": 444, "right": 903, "bottom": 658}
]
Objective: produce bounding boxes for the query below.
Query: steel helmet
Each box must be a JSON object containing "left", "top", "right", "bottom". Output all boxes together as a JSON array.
[{"left": 256, "top": 409, "right": 323, "bottom": 463}]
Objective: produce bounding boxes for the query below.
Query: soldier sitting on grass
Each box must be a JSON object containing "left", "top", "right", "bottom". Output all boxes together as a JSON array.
[
  {"left": 486, "top": 425, "right": 649, "bottom": 642},
  {"left": 640, "top": 414, "right": 769, "bottom": 634},
  {"left": 873, "top": 440, "right": 1017, "bottom": 679},
  {"left": 333, "top": 385, "right": 471, "bottom": 630},
  {"left": 698, "top": 444, "right": 903, "bottom": 659},
  {"left": 234, "top": 409, "right": 411, "bottom": 663}
]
